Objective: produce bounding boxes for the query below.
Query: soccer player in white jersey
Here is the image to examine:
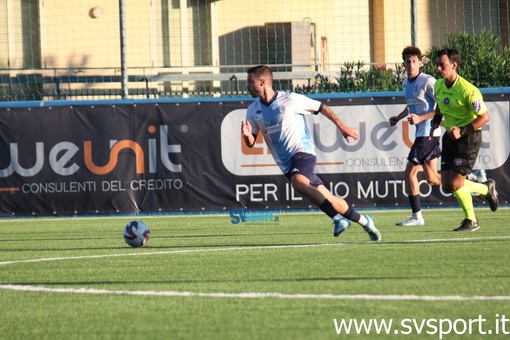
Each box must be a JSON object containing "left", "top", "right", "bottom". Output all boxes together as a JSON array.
[
  {"left": 389, "top": 46, "right": 442, "bottom": 226},
  {"left": 241, "top": 65, "right": 381, "bottom": 241}
]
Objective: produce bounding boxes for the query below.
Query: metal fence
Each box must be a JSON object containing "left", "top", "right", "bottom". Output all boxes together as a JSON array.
[{"left": 1, "top": 0, "right": 509, "bottom": 101}]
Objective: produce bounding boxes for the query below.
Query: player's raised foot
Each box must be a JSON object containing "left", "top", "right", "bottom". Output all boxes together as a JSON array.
[
  {"left": 483, "top": 179, "right": 498, "bottom": 212},
  {"left": 333, "top": 218, "right": 351, "bottom": 237},
  {"left": 453, "top": 219, "right": 480, "bottom": 232},
  {"left": 395, "top": 217, "right": 425, "bottom": 226},
  {"left": 362, "top": 215, "right": 381, "bottom": 241}
]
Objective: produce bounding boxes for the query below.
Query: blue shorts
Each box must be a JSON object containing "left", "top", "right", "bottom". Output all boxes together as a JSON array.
[
  {"left": 284, "top": 152, "right": 323, "bottom": 188},
  {"left": 408, "top": 137, "right": 441, "bottom": 165}
]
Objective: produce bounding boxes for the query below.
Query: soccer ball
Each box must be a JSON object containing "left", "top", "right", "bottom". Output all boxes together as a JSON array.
[{"left": 123, "top": 220, "right": 150, "bottom": 247}]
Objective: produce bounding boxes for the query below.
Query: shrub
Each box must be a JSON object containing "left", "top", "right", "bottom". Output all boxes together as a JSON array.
[
  {"left": 422, "top": 30, "right": 510, "bottom": 88},
  {"left": 301, "top": 31, "right": 510, "bottom": 94}
]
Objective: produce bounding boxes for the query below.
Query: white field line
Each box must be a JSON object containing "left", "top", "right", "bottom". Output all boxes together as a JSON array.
[
  {"left": 0, "top": 243, "right": 323, "bottom": 266},
  {"left": 0, "top": 284, "right": 509, "bottom": 301},
  {"left": 1, "top": 236, "right": 510, "bottom": 302},
  {"left": 2, "top": 235, "right": 510, "bottom": 267}
]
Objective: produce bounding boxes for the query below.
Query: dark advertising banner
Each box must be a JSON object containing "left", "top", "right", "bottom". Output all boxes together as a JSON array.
[{"left": 0, "top": 94, "right": 508, "bottom": 216}]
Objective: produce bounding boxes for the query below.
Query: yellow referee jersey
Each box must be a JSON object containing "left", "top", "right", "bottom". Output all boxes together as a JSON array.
[{"left": 434, "top": 75, "right": 488, "bottom": 129}]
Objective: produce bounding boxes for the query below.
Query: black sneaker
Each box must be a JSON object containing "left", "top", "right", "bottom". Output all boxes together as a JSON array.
[
  {"left": 483, "top": 179, "right": 498, "bottom": 212},
  {"left": 453, "top": 219, "right": 480, "bottom": 232}
]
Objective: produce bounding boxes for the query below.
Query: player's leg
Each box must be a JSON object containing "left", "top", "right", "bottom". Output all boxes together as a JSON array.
[
  {"left": 290, "top": 174, "right": 380, "bottom": 241},
  {"left": 464, "top": 178, "right": 498, "bottom": 211},
  {"left": 440, "top": 169, "right": 453, "bottom": 193},
  {"left": 286, "top": 154, "right": 353, "bottom": 237},
  {"left": 285, "top": 152, "right": 338, "bottom": 213},
  {"left": 287, "top": 154, "right": 381, "bottom": 241},
  {"left": 450, "top": 171, "right": 479, "bottom": 231},
  {"left": 447, "top": 131, "right": 484, "bottom": 231},
  {"left": 398, "top": 156, "right": 441, "bottom": 226},
  {"left": 318, "top": 185, "right": 381, "bottom": 241},
  {"left": 290, "top": 173, "right": 352, "bottom": 237},
  {"left": 422, "top": 157, "right": 441, "bottom": 186},
  {"left": 397, "top": 136, "right": 440, "bottom": 226},
  {"left": 396, "top": 161, "right": 425, "bottom": 226}
]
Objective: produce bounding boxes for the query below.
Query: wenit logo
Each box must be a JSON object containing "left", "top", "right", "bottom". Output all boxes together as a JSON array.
[
  {"left": 0, "top": 125, "right": 182, "bottom": 178},
  {"left": 220, "top": 102, "right": 507, "bottom": 175}
]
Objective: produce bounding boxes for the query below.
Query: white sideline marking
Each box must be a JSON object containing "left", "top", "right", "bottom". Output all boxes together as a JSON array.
[
  {"left": 1, "top": 236, "right": 510, "bottom": 267},
  {"left": 0, "top": 284, "right": 509, "bottom": 301},
  {"left": 1, "top": 236, "right": 509, "bottom": 302},
  {"left": 0, "top": 244, "right": 322, "bottom": 266}
]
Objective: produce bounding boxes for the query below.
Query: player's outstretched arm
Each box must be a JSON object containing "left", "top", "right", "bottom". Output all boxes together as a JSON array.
[{"left": 320, "top": 104, "right": 360, "bottom": 142}]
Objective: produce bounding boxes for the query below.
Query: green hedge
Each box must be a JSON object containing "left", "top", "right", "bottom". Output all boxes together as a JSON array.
[
  {"left": 301, "top": 31, "right": 510, "bottom": 94},
  {"left": 422, "top": 30, "right": 510, "bottom": 88}
]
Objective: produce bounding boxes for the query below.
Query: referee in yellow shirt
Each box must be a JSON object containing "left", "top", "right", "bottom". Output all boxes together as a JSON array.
[{"left": 431, "top": 48, "right": 498, "bottom": 232}]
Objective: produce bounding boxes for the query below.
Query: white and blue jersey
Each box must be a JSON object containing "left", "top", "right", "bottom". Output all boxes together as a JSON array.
[
  {"left": 246, "top": 91, "right": 322, "bottom": 173},
  {"left": 403, "top": 73, "right": 439, "bottom": 137}
]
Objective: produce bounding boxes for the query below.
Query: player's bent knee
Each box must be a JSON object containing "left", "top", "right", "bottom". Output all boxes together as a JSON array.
[{"left": 427, "top": 178, "right": 441, "bottom": 186}]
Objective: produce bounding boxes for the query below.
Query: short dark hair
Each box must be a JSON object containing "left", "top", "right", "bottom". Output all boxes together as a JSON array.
[
  {"left": 402, "top": 46, "right": 422, "bottom": 61},
  {"left": 435, "top": 48, "right": 461, "bottom": 64},
  {"left": 247, "top": 65, "right": 273, "bottom": 80}
]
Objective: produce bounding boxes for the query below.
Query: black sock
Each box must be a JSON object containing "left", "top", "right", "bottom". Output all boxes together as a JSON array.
[
  {"left": 408, "top": 195, "right": 421, "bottom": 213},
  {"left": 319, "top": 199, "right": 338, "bottom": 219},
  {"left": 343, "top": 206, "right": 361, "bottom": 223}
]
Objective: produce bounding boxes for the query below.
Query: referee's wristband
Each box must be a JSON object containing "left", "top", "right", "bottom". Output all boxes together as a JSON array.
[{"left": 459, "top": 124, "right": 475, "bottom": 136}]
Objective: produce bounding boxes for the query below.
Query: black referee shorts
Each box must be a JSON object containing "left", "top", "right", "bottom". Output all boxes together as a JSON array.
[{"left": 441, "top": 130, "right": 482, "bottom": 175}]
